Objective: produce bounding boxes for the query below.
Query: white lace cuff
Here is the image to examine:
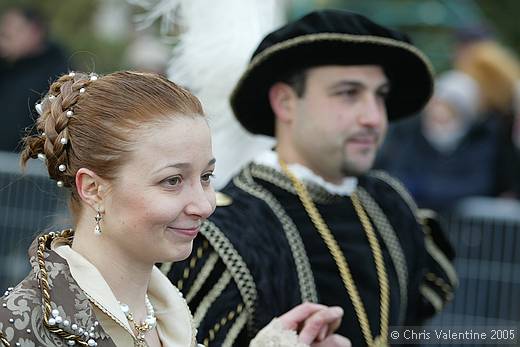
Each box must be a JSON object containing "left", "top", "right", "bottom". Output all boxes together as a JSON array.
[{"left": 250, "top": 318, "right": 309, "bottom": 347}]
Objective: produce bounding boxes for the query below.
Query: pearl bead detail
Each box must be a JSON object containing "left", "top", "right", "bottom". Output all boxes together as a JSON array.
[
  {"left": 60, "top": 138, "right": 68, "bottom": 145},
  {"left": 57, "top": 181, "right": 64, "bottom": 187},
  {"left": 59, "top": 164, "right": 66, "bottom": 172},
  {"left": 66, "top": 110, "right": 73, "bottom": 117}
]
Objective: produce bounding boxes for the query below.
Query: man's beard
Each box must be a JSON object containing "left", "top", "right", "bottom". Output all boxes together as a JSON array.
[{"left": 339, "top": 148, "right": 375, "bottom": 177}]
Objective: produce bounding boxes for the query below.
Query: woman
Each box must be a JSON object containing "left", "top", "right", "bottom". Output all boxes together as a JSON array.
[{"left": 0, "top": 71, "right": 348, "bottom": 347}]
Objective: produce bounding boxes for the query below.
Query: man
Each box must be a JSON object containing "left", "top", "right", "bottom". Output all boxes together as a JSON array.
[{"left": 164, "top": 9, "right": 456, "bottom": 346}]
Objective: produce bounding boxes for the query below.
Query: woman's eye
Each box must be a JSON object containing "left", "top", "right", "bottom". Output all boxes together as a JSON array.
[{"left": 162, "top": 176, "right": 182, "bottom": 187}]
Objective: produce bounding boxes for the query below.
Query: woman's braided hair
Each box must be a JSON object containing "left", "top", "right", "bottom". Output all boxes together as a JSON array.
[{"left": 20, "top": 70, "right": 204, "bottom": 217}]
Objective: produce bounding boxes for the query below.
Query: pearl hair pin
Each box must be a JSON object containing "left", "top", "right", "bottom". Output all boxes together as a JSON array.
[
  {"left": 60, "top": 138, "right": 68, "bottom": 145},
  {"left": 66, "top": 110, "right": 73, "bottom": 117},
  {"left": 37, "top": 153, "right": 46, "bottom": 161},
  {"left": 59, "top": 164, "right": 66, "bottom": 172},
  {"left": 35, "top": 103, "right": 43, "bottom": 116}
]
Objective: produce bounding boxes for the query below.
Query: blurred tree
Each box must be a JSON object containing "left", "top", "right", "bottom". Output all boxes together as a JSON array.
[
  {"left": 290, "top": 0, "right": 520, "bottom": 71},
  {"left": 0, "top": 0, "right": 130, "bottom": 73},
  {"left": 476, "top": 0, "right": 520, "bottom": 56}
]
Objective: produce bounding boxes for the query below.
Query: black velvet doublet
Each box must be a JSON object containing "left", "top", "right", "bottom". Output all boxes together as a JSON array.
[{"left": 165, "top": 163, "right": 456, "bottom": 347}]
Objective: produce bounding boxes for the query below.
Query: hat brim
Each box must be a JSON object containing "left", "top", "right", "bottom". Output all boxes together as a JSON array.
[{"left": 230, "top": 33, "right": 434, "bottom": 136}]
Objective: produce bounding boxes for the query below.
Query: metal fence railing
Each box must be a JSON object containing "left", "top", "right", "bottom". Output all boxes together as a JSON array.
[
  {"left": 425, "top": 210, "right": 520, "bottom": 347},
  {"left": 0, "top": 151, "right": 69, "bottom": 290}
]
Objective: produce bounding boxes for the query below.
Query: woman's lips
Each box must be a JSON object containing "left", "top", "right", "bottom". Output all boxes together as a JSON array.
[{"left": 167, "top": 226, "right": 200, "bottom": 238}]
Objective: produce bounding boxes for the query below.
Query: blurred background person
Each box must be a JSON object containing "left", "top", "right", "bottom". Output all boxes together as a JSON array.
[
  {"left": 377, "top": 70, "right": 512, "bottom": 213},
  {"left": 0, "top": 6, "right": 69, "bottom": 152},
  {"left": 454, "top": 36, "right": 520, "bottom": 197}
]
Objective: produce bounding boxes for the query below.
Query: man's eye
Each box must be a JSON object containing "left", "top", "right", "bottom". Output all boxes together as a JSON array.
[
  {"left": 201, "top": 173, "right": 214, "bottom": 183},
  {"left": 336, "top": 89, "right": 358, "bottom": 97},
  {"left": 378, "top": 90, "right": 390, "bottom": 100}
]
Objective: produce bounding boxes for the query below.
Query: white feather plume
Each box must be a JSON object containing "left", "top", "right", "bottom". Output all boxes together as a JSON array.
[{"left": 130, "top": 0, "right": 288, "bottom": 188}]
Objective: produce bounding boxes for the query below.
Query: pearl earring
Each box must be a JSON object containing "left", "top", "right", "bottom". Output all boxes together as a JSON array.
[{"left": 94, "top": 210, "right": 103, "bottom": 235}]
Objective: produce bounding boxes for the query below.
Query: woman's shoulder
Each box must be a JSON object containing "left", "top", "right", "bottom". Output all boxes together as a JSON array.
[{"left": 0, "top": 231, "right": 115, "bottom": 347}]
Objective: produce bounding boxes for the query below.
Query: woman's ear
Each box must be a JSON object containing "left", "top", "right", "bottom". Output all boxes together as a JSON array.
[
  {"left": 269, "top": 82, "right": 297, "bottom": 124},
  {"left": 75, "top": 168, "right": 109, "bottom": 210}
]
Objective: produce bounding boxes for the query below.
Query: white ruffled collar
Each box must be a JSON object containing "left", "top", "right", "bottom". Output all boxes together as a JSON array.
[{"left": 253, "top": 150, "right": 358, "bottom": 196}]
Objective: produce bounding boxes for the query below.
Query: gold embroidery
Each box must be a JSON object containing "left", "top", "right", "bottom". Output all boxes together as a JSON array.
[
  {"left": 232, "top": 32, "right": 434, "bottom": 103},
  {"left": 0, "top": 329, "right": 10, "bottom": 347},
  {"left": 356, "top": 187, "right": 408, "bottom": 322},
  {"left": 424, "top": 236, "right": 458, "bottom": 287},
  {"left": 425, "top": 273, "right": 454, "bottom": 296},
  {"left": 235, "top": 165, "right": 318, "bottom": 303},
  {"left": 170, "top": 240, "right": 210, "bottom": 291},
  {"left": 368, "top": 170, "right": 419, "bottom": 219},
  {"left": 37, "top": 230, "right": 93, "bottom": 346},
  {"left": 222, "top": 309, "right": 248, "bottom": 347},
  {"left": 186, "top": 253, "right": 220, "bottom": 304},
  {"left": 419, "top": 285, "right": 444, "bottom": 313},
  {"left": 203, "top": 304, "right": 244, "bottom": 347},
  {"left": 193, "top": 271, "right": 232, "bottom": 328},
  {"left": 280, "top": 161, "right": 390, "bottom": 347},
  {"left": 199, "top": 221, "right": 258, "bottom": 333}
]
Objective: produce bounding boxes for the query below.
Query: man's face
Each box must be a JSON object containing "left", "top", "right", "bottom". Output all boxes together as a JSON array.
[{"left": 289, "top": 65, "right": 389, "bottom": 181}]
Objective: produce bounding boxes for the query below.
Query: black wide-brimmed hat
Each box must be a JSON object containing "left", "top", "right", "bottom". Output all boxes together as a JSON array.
[{"left": 230, "top": 9, "right": 434, "bottom": 136}]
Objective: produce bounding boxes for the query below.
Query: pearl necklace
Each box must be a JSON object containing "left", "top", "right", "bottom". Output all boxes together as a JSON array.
[{"left": 119, "top": 295, "right": 157, "bottom": 343}]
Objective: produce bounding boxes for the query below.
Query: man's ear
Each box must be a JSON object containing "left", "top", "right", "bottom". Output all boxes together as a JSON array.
[
  {"left": 269, "top": 82, "right": 298, "bottom": 124},
  {"left": 75, "top": 168, "right": 109, "bottom": 212}
]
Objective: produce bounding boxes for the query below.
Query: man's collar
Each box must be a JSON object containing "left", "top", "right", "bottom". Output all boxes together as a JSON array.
[{"left": 253, "top": 150, "right": 358, "bottom": 196}]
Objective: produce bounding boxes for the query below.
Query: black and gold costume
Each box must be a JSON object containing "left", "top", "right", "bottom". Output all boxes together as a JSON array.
[{"left": 163, "top": 162, "right": 457, "bottom": 346}]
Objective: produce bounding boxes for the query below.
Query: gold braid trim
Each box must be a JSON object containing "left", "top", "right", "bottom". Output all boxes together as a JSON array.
[
  {"left": 425, "top": 273, "right": 454, "bottom": 301},
  {"left": 37, "top": 230, "right": 91, "bottom": 346},
  {"left": 370, "top": 172, "right": 458, "bottom": 293},
  {"left": 222, "top": 309, "right": 248, "bottom": 347},
  {"left": 356, "top": 187, "right": 409, "bottom": 323},
  {"left": 280, "top": 161, "right": 390, "bottom": 347},
  {"left": 424, "top": 236, "right": 458, "bottom": 287},
  {"left": 193, "top": 270, "right": 232, "bottom": 328},
  {"left": 232, "top": 32, "right": 434, "bottom": 103},
  {"left": 419, "top": 285, "right": 444, "bottom": 313},
  {"left": 186, "top": 252, "right": 220, "bottom": 304},
  {"left": 234, "top": 165, "right": 318, "bottom": 303},
  {"left": 203, "top": 304, "right": 244, "bottom": 347},
  {"left": 250, "top": 163, "right": 339, "bottom": 204},
  {"left": 368, "top": 171, "right": 419, "bottom": 220},
  {"left": 0, "top": 329, "right": 9, "bottom": 346},
  {"left": 199, "top": 220, "right": 258, "bottom": 333},
  {"left": 167, "top": 240, "right": 209, "bottom": 291},
  {"left": 421, "top": 223, "right": 459, "bottom": 288}
]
